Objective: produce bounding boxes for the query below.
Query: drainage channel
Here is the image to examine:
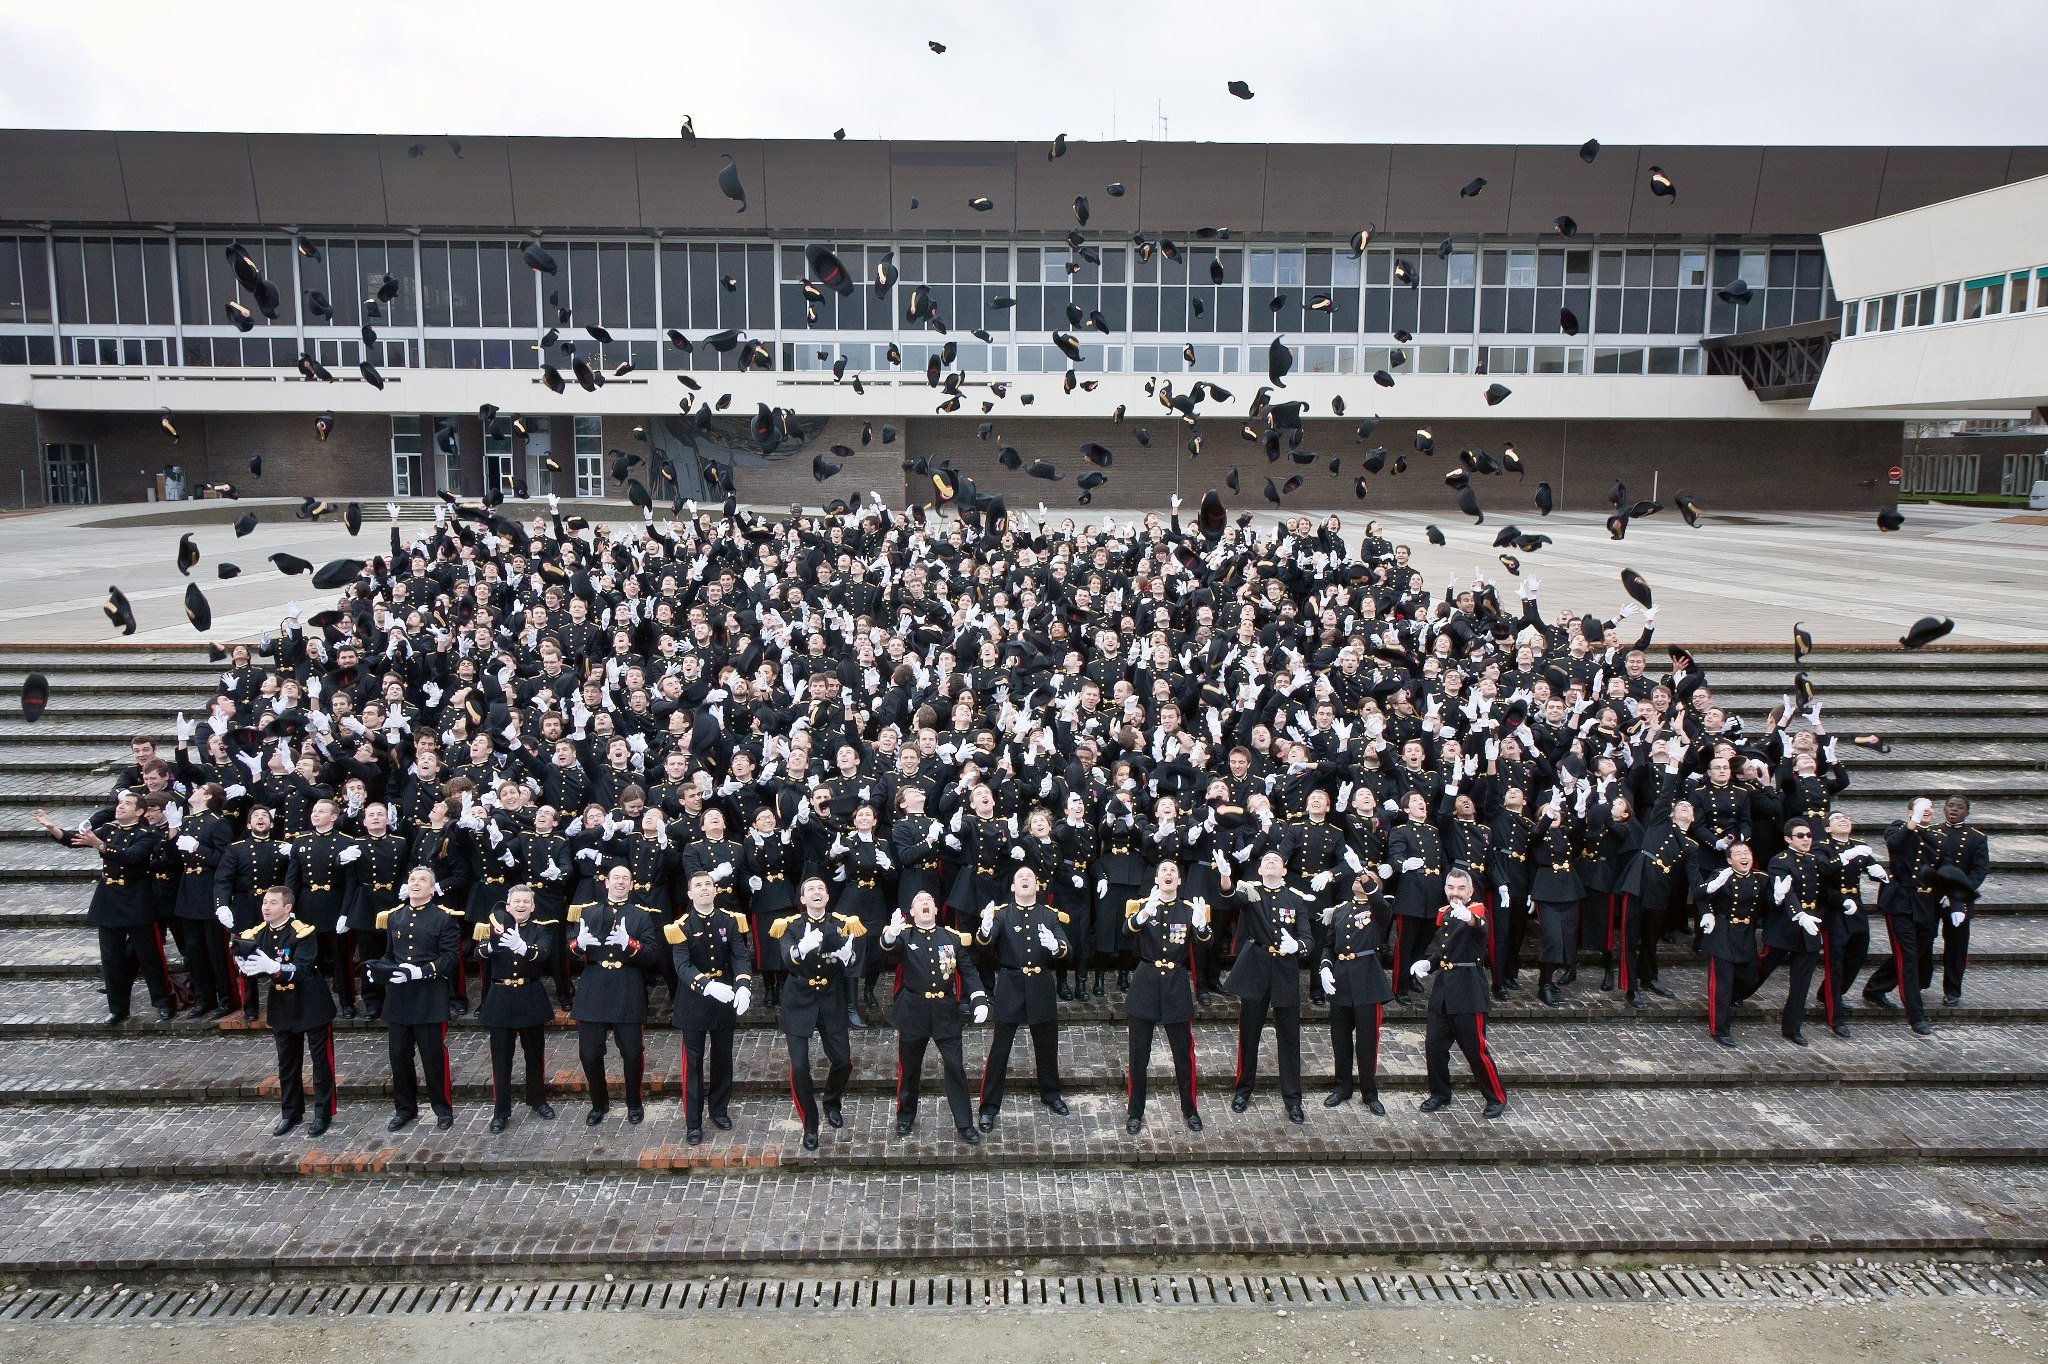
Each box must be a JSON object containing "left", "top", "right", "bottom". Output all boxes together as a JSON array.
[{"left": 3, "top": 1261, "right": 2046, "bottom": 1322}]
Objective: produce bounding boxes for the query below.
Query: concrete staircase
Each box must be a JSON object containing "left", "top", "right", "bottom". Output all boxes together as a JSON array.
[{"left": 0, "top": 642, "right": 2045, "bottom": 1277}]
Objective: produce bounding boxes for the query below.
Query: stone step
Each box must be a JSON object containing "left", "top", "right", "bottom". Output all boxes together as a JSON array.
[
  {"left": 3, "top": 1020, "right": 2044, "bottom": 1109},
  {"left": 0, "top": 1084, "right": 2039, "bottom": 1186},
  {"left": 0, "top": 1160, "right": 2025, "bottom": 1272},
  {"left": 0, "top": 959, "right": 2037, "bottom": 1037}
]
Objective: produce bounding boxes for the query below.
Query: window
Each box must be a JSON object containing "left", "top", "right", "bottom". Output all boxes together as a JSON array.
[
  {"left": 573, "top": 415, "right": 604, "bottom": 498},
  {"left": 1133, "top": 243, "right": 1233, "bottom": 335},
  {"left": 1708, "top": 247, "right": 1828, "bottom": 333},
  {"left": 295, "top": 237, "right": 416, "bottom": 331},
  {"left": 1903, "top": 451, "right": 1979, "bottom": 495},
  {"left": 43, "top": 442, "right": 97, "bottom": 504},
  {"left": 2000, "top": 451, "right": 2048, "bottom": 496},
  {"left": 1962, "top": 276, "right": 2004, "bottom": 320},
  {"left": 2011, "top": 273, "right": 2032, "bottom": 315},
  {"left": 390, "top": 417, "right": 423, "bottom": 497},
  {"left": 1939, "top": 282, "right": 1960, "bottom": 323},
  {"left": 0, "top": 236, "right": 53, "bottom": 325},
  {"left": 1022, "top": 243, "right": 1127, "bottom": 336},
  {"left": 772, "top": 242, "right": 884, "bottom": 334}
]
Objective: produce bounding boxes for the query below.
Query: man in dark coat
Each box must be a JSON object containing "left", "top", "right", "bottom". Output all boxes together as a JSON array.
[
  {"left": 1319, "top": 871, "right": 1395, "bottom": 1114},
  {"left": 665, "top": 869, "right": 754, "bottom": 1143},
  {"left": 36, "top": 793, "right": 171, "bottom": 1024},
  {"left": 372, "top": 865, "right": 462, "bottom": 1131},
  {"left": 1411, "top": 867, "right": 1508, "bottom": 1117},
  {"left": 569, "top": 862, "right": 664, "bottom": 1125},
  {"left": 475, "top": 884, "right": 557, "bottom": 1132},
  {"left": 973, "top": 867, "right": 1072, "bottom": 1130},
  {"left": 236, "top": 883, "right": 337, "bottom": 1136},
  {"left": 1222, "top": 850, "right": 1315, "bottom": 1123},
  {"left": 1124, "top": 861, "right": 1213, "bottom": 1135},
  {"left": 882, "top": 890, "right": 989, "bottom": 1143}
]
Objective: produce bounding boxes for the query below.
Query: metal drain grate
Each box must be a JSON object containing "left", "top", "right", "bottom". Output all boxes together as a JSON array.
[{"left": 3, "top": 1261, "right": 2045, "bottom": 1322}]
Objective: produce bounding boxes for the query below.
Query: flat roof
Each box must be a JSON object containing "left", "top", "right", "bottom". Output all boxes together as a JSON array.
[{"left": 0, "top": 131, "right": 2041, "bottom": 238}]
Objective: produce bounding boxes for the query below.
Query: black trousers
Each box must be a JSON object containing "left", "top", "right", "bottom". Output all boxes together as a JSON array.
[
  {"left": 896, "top": 1030, "right": 972, "bottom": 1129},
  {"left": 1752, "top": 942, "right": 1821, "bottom": 1036},
  {"left": 1126, "top": 1017, "right": 1198, "bottom": 1120},
  {"left": 388, "top": 1020, "right": 453, "bottom": 1120},
  {"left": 489, "top": 1024, "right": 547, "bottom": 1117},
  {"left": 1063, "top": 903, "right": 1093, "bottom": 980},
  {"left": 1828, "top": 923, "right": 1870, "bottom": 1013},
  {"left": 1937, "top": 913, "right": 1970, "bottom": 999},
  {"left": 316, "top": 929, "right": 356, "bottom": 1006},
  {"left": 1424, "top": 999, "right": 1506, "bottom": 1104},
  {"left": 1390, "top": 915, "right": 1433, "bottom": 987},
  {"left": 979, "top": 1019, "right": 1061, "bottom": 1113},
  {"left": 1706, "top": 955, "right": 1763, "bottom": 1038},
  {"left": 578, "top": 1020, "right": 645, "bottom": 1113},
  {"left": 1864, "top": 913, "right": 1933, "bottom": 1026},
  {"left": 541, "top": 921, "right": 574, "bottom": 1004},
  {"left": 679, "top": 1026, "right": 734, "bottom": 1129},
  {"left": 1329, "top": 1001, "right": 1383, "bottom": 1099},
  {"left": 1233, "top": 997, "right": 1302, "bottom": 1103},
  {"left": 97, "top": 923, "right": 170, "bottom": 1017},
  {"left": 170, "top": 919, "right": 223, "bottom": 1008},
  {"left": 276, "top": 1023, "right": 337, "bottom": 1123},
  {"left": 1488, "top": 890, "right": 1527, "bottom": 982},
  {"left": 354, "top": 928, "right": 387, "bottom": 1011},
  {"left": 1611, "top": 893, "right": 1658, "bottom": 990},
  {"left": 786, "top": 1024, "right": 852, "bottom": 1132}
]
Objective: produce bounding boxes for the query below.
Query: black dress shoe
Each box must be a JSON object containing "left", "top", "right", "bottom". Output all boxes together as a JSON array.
[
  {"left": 1625, "top": 990, "right": 1641, "bottom": 1010},
  {"left": 1043, "top": 1095, "right": 1070, "bottom": 1116},
  {"left": 435, "top": 1113, "right": 454, "bottom": 1130},
  {"left": 1830, "top": 1022, "right": 1852, "bottom": 1039},
  {"left": 1783, "top": 1030, "right": 1808, "bottom": 1047},
  {"left": 1912, "top": 1020, "right": 1935, "bottom": 1036},
  {"left": 272, "top": 1116, "right": 300, "bottom": 1136},
  {"left": 1230, "top": 1093, "right": 1251, "bottom": 1113},
  {"left": 1482, "top": 1100, "right": 1506, "bottom": 1119},
  {"left": 387, "top": 1113, "right": 415, "bottom": 1132},
  {"left": 450, "top": 998, "right": 469, "bottom": 1017},
  {"left": 846, "top": 1007, "right": 866, "bottom": 1031},
  {"left": 1713, "top": 1034, "right": 1737, "bottom": 1048},
  {"left": 1126, "top": 1116, "right": 1143, "bottom": 1135},
  {"left": 366, "top": 1006, "right": 382, "bottom": 1022},
  {"left": 802, "top": 1130, "right": 820, "bottom": 1150},
  {"left": 1323, "top": 1089, "right": 1352, "bottom": 1108},
  {"left": 1644, "top": 981, "right": 1675, "bottom": 999},
  {"left": 1560, "top": 966, "right": 1578, "bottom": 986},
  {"left": 823, "top": 1103, "right": 844, "bottom": 1129},
  {"left": 894, "top": 1117, "right": 914, "bottom": 1136},
  {"left": 340, "top": 1003, "right": 358, "bottom": 1020},
  {"left": 532, "top": 1103, "right": 556, "bottom": 1120},
  {"left": 1196, "top": 990, "right": 1213, "bottom": 1008},
  {"left": 308, "top": 1115, "right": 329, "bottom": 1138},
  {"left": 1057, "top": 980, "right": 1074, "bottom": 1001},
  {"left": 1538, "top": 984, "right": 1560, "bottom": 1007},
  {"left": 1366, "top": 1097, "right": 1386, "bottom": 1116},
  {"left": 1185, "top": 1112, "right": 1203, "bottom": 1132},
  {"left": 958, "top": 1126, "right": 980, "bottom": 1145},
  {"left": 1285, "top": 1101, "right": 1305, "bottom": 1125},
  {"left": 489, "top": 1115, "right": 508, "bottom": 1133},
  {"left": 206, "top": 1004, "right": 234, "bottom": 1020},
  {"left": 241, "top": 1010, "right": 259, "bottom": 1023},
  {"left": 709, "top": 1113, "right": 731, "bottom": 1130},
  {"left": 1090, "top": 971, "right": 1104, "bottom": 997},
  {"left": 978, "top": 1112, "right": 996, "bottom": 1132},
  {"left": 1390, "top": 992, "right": 1410, "bottom": 1008},
  {"left": 1864, "top": 990, "right": 1898, "bottom": 1012},
  {"left": 1418, "top": 1095, "right": 1451, "bottom": 1113},
  {"left": 585, "top": 1108, "right": 606, "bottom": 1126},
  {"left": 154, "top": 1004, "right": 173, "bottom": 1022},
  {"left": 1601, "top": 967, "right": 1617, "bottom": 992},
  {"left": 1116, "top": 971, "right": 1130, "bottom": 991},
  {"left": 687, "top": 1128, "right": 704, "bottom": 1145},
  {"left": 1491, "top": 986, "right": 1510, "bottom": 1001},
  {"left": 626, "top": 1108, "right": 644, "bottom": 1125},
  {"left": 1943, "top": 993, "right": 1961, "bottom": 1007},
  {"left": 181, "top": 1005, "right": 210, "bottom": 1020}
]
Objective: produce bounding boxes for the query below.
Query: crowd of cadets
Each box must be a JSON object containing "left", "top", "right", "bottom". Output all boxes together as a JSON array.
[{"left": 41, "top": 500, "right": 1991, "bottom": 1142}]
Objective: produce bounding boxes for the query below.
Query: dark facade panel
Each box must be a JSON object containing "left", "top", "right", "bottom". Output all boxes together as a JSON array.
[
  {"left": 0, "top": 129, "right": 127, "bottom": 222},
  {"left": 1624, "top": 146, "right": 1763, "bottom": 235},
  {"left": 1874, "top": 146, "right": 2015, "bottom": 217},
  {"left": 244, "top": 134, "right": 387, "bottom": 228},
  {"left": 1505, "top": 144, "right": 1638, "bottom": 237},
  {"left": 507, "top": 137, "right": 642, "bottom": 230},
  {"left": 885, "top": 142, "right": 1019, "bottom": 232},
  {"left": 2005, "top": 147, "right": 2048, "bottom": 184},
  {"left": 1014, "top": 138, "right": 1144, "bottom": 236},
  {"left": 376, "top": 136, "right": 515, "bottom": 228},
  {"left": 1751, "top": 146, "right": 1888, "bottom": 234},
  {"left": 1137, "top": 142, "right": 1267, "bottom": 232},
  {"left": 116, "top": 132, "right": 258, "bottom": 225},
  {"left": 1384, "top": 145, "right": 1517, "bottom": 234},
  {"left": 760, "top": 139, "right": 891, "bottom": 232},
  {"left": 1259, "top": 144, "right": 1390, "bottom": 236},
  {"left": 634, "top": 138, "right": 771, "bottom": 232}
]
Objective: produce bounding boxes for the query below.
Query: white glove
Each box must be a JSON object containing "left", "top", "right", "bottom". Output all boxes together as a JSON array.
[
  {"left": 732, "top": 985, "right": 752, "bottom": 1016},
  {"left": 712, "top": 861, "right": 733, "bottom": 882},
  {"left": 1096, "top": 879, "right": 1109, "bottom": 900},
  {"left": 1450, "top": 904, "right": 1476, "bottom": 925},
  {"left": 1190, "top": 896, "right": 1211, "bottom": 929},
  {"left": 576, "top": 921, "right": 599, "bottom": 950},
  {"left": 605, "top": 920, "right": 630, "bottom": 948},
  {"left": 499, "top": 927, "right": 529, "bottom": 955},
  {"left": 1010, "top": 845, "right": 1025, "bottom": 861},
  {"left": 174, "top": 712, "right": 195, "bottom": 744},
  {"left": 1410, "top": 959, "right": 1431, "bottom": 980},
  {"left": 235, "top": 954, "right": 269, "bottom": 977},
  {"left": 1773, "top": 875, "right": 1792, "bottom": 903},
  {"left": 176, "top": 834, "right": 199, "bottom": 853},
  {"left": 209, "top": 714, "right": 230, "bottom": 736},
  {"left": 1951, "top": 909, "right": 1966, "bottom": 926},
  {"left": 277, "top": 842, "right": 293, "bottom": 859},
  {"left": 543, "top": 859, "right": 563, "bottom": 881},
  {"left": 576, "top": 847, "right": 601, "bottom": 863},
  {"left": 702, "top": 980, "right": 736, "bottom": 1004},
  {"left": 215, "top": 905, "right": 235, "bottom": 927},
  {"left": 399, "top": 962, "right": 424, "bottom": 980},
  {"left": 833, "top": 940, "right": 855, "bottom": 966},
  {"left": 1843, "top": 844, "right": 1876, "bottom": 863},
  {"left": 1704, "top": 867, "right": 1733, "bottom": 893},
  {"left": 1036, "top": 924, "right": 1060, "bottom": 953},
  {"left": 1793, "top": 912, "right": 1821, "bottom": 936},
  {"left": 1842, "top": 898, "right": 1859, "bottom": 916},
  {"left": 339, "top": 844, "right": 362, "bottom": 864},
  {"left": 1319, "top": 965, "right": 1337, "bottom": 995},
  {"left": 1867, "top": 865, "right": 1891, "bottom": 885},
  {"left": 1400, "top": 857, "right": 1424, "bottom": 872},
  {"left": 1699, "top": 913, "right": 1717, "bottom": 935},
  {"left": 1277, "top": 928, "right": 1300, "bottom": 956},
  {"left": 972, "top": 1002, "right": 990, "bottom": 1024},
  {"left": 797, "top": 925, "right": 824, "bottom": 958}
]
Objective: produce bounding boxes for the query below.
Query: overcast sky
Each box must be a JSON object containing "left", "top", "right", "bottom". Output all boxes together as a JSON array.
[{"left": 1, "top": 0, "right": 2042, "bottom": 146}]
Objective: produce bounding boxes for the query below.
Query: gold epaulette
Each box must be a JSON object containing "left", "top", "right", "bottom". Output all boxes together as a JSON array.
[
  {"left": 237, "top": 924, "right": 262, "bottom": 940},
  {"left": 769, "top": 914, "right": 799, "bottom": 939},
  {"left": 568, "top": 900, "right": 596, "bottom": 923},
  {"left": 1055, "top": 910, "right": 1070, "bottom": 925},
  {"left": 725, "top": 910, "right": 751, "bottom": 933},
  {"left": 663, "top": 922, "right": 685, "bottom": 944},
  {"left": 836, "top": 913, "right": 868, "bottom": 938},
  {"left": 375, "top": 909, "right": 393, "bottom": 930},
  {"left": 472, "top": 923, "right": 493, "bottom": 942},
  {"left": 293, "top": 920, "right": 316, "bottom": 938}
]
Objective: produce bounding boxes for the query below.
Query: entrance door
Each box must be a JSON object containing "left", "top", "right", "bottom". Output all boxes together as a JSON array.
[
  {"left": 523, "top": 424, "right": 554, "bottom": 496},
  {"left": 483, "top": 427, "right": 516, "bottom": 494},
  {"left": 43, "top": 443, "right": 98, "bottom": 504}
]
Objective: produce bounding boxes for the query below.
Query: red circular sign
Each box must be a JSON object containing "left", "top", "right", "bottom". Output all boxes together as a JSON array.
[{"left": 1888, "top": 466, "right": 1903, "bottom": 480}]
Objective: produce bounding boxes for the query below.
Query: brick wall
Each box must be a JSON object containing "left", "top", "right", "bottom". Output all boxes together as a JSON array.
[{"left": 0, "top": 404, "right": 38, "bottom": 509}]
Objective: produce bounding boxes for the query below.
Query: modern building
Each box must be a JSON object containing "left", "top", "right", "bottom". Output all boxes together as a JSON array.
[{"left": 0, "top": 130, "right": 2041, "bottom": 513}]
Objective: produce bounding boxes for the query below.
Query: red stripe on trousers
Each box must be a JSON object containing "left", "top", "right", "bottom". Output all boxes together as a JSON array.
[
  {"left": 439, "top": 1023, "right": 453, "bottom": 1107},
  {"left": 1616, "top": 894, "right": 1632, "bottom": 992},
  {"left": 678, "top": 1037, "right": 689, "bottom": 1115},
  {"left": 1706, "top": 959, "right": 1717, "bottom": 1037},
  {"left": 789, "top": 1063, "right": 803, "bottom": 1121},
  {"left": 1474, "top": 1014, "right": 1506, "bottom": 1103},
  {"left": 324, "top": 1028, "right": 339, "bottom": 1116}
]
